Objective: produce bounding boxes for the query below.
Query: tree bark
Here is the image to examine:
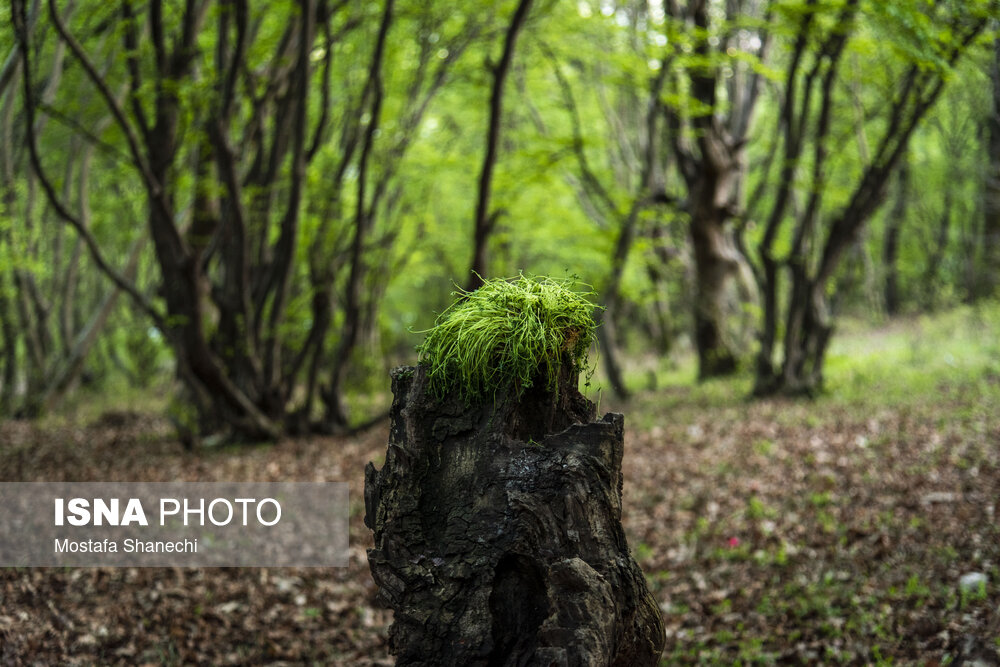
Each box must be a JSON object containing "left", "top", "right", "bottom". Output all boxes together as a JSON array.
[
  {"left": 921, "top": 186, "right": 952, "bottom": 309},
  {"left": 883, "top": 156, "right": 908, "bottom": 316},
  {"left": 0, "top": 270, "right": 17, "bottom": 416},
  {"left": 691, "top": 208, "right": 740, "bottom": 378},
  {"left": 778, "top": 277, "right": 833, "bottom": 395},
  {"left": 982, "top": 36, "right": 1000, "bottom": 299},
  {"left": 365, "top": 364, "right": 664, "bottom": 665},
  {"left": 667, "top": 0, "right": 765, "bottom": 380}
]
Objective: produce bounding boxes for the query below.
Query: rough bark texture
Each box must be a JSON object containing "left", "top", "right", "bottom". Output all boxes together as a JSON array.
[{"left": 364, "top": 365, "right": 664, "bottom": 666}]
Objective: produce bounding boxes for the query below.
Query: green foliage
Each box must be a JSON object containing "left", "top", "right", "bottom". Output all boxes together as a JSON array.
[
  {"left": 416, "top": 275, "right": 599, "bottom": 401},
  {"left": 5, "top": 0, "right": 998, "bottom": 423}
]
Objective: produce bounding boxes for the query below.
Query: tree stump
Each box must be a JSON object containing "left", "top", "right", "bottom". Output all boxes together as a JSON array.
[{"left": 364, "top": 364, "right": 665, "bottom": 665}]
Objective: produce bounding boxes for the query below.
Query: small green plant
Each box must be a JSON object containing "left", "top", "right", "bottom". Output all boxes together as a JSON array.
[
  {"left": 635, "top": 542, "right": 654, "bottom": 562},
  {"left": 959, "top": 578, "right": 988, "bottom": 607},
  {"left": 810, "top": 491, "right": 833, "bottom": 508},
  {"left": 416, "top": 275, "right": 599, "bottom": 401},
  {"left": 753, "top": 438, "right": 775, "bottom": 456},
  {"left": 904, "top": 574, "right": 931, "bottom": 600},
  {"left": 746, "top": 496, "right": 776, "bottom": 520}
]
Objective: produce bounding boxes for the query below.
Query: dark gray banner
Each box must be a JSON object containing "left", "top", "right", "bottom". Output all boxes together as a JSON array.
[{"left": 0, "top": 482, "right": 348, "bottom": 567}]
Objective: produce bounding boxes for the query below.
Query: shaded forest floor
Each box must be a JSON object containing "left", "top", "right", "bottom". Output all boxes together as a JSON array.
[{"left": 2, "top": 307, "right": 1000, "bottom": 665}]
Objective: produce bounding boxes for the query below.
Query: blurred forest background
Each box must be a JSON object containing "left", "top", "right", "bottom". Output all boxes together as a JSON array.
[
  {"left": 3, "top": 1, "right": 1000, "bottom": 664},
  {"left": 1, "top": 0, "right": 998, "bottom": 440}
]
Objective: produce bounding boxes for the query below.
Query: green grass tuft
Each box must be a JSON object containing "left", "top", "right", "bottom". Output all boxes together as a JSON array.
[{"left": 416, "top": 275, "right": 599, "bottom": 402}]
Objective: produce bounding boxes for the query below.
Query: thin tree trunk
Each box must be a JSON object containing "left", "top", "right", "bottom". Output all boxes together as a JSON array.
[
  {"left": 645, "top": 258, "right": 675, "bottom": 355},
  {"left": 0, "top": 270, "right": 17, "bottom": 416},
  {"left": 598, "top": 199, "right": 646, "bottom": 399},
  {"left": 982, "top": 36, "right": 1000, "bottom": 299},
  {"left": 0, "top": 61, "right": 19, "bottom": 415},
  {"left": 883, "top": 155, "right": 908, "bottom": 315},
  {"left": 260, "top": 0, "right": 314, "bottom": 406},
  {"left": 467, "top": 0, "right": 534, "bottom": 290},
  {"left": 921, "top": 187, "right": 952, "bottom": 308},
  {"left": 40, "top": 235, "right": 147, "bottom": 412},
  {"left": 752, "top": 0, "right": 828, "bottom": 394},
  {"left": 322, "top": 0, "right": 395, "bottom": 432},
  {"left": 12, "top": 177, "right": 46, "bottom": 401}
]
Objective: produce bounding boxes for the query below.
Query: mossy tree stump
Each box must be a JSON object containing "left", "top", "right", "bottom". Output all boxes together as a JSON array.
[{"left": 364, "top": 363, "right": 665, "bottom": 665}]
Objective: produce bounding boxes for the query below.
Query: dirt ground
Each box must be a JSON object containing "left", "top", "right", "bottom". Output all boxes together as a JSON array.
[{"left": 1, "top": 386, "right": 998, "bottom": 664}]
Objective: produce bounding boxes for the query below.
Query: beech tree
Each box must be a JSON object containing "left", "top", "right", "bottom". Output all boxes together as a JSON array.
[
  {"left": 661, "top": 0, "right": 768, "bottom": 379},
  {"left": 748, "top": 0, "right": 996, "bottom": 395},
  {"left": 536, "top": 0, "right": 769, "bottom": 386},
  {"left": 11, "top": 0, "right": 483, "bottom": 439}
]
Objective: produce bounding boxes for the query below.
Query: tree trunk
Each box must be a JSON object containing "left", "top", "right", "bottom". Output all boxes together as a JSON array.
[
  {"left": 0, "top": 270, "right": 17, "bottom": 416},
  {"left": 883, "top": 156, "right": 908, "bottom": 315},
  {"left": 690, "top": 209, "right": 740, "bottom": 379},
  {"left": 467, "top": 0, "right": 535, "bottom": 290},
  {"left": 921, "top": 187, "right": 952, "bottom": 309},
  {"left": 39, "top": 235, "right": 147, "bottom": 413},
  {"left": 319, "top": 0, "right": 395, "bottom": 433},
  {"left": 598, "top": 199, "right": 645, "bottom": 400},
  {"left": 596, "top": 317, "right": 630, "bottom": 400},
  {"left": 670, "top": 0, "right": 764, "bottom": 382},
  {"left": 365, "top": 364, "right": 664, "bottom": 666},
  {"left": 776, "top": 276, "right": 833, "bottom": 395},
  {"left": 982, "top": 36, "right": 1000, "bottom": 299}
]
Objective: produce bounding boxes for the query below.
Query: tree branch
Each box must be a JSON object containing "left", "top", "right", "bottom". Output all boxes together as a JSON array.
[
  {"left": 121, "top": 0, "right": 151, "bottom": 141},
  {"left": 45, "top": 0, "right": 161, "bottom": 198},
  {"left": 13, "top": 0, "right": 164, "bottom": 328},
  {"left": 263, "top": 0, "right": 314, "bottom": 386}
]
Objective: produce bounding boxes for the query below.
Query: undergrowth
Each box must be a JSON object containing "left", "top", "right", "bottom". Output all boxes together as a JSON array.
[{"left": 416, "top": 275, "right": 599, "bottom": 402}]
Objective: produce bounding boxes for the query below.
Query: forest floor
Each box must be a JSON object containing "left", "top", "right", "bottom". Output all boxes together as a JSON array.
[{"left": 1, "top": 306, "right": 999, "bottom": 665}]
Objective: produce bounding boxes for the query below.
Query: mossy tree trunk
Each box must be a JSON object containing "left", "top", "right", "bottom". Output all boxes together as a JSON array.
[{"left": 364, "top": 364, "right": 664, "bottom": 666}]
